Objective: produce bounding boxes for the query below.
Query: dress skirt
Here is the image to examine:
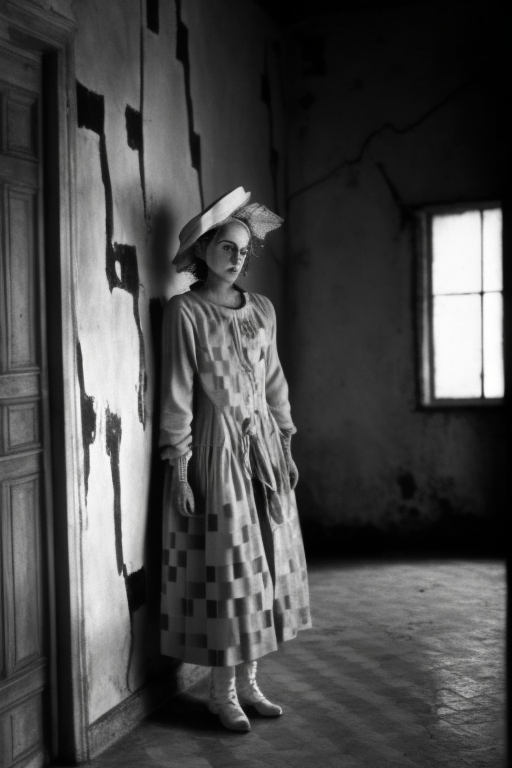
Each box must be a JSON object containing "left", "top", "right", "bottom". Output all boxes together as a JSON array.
[{"left": 160, "top": 289, "right": 311, "bottom": 667}]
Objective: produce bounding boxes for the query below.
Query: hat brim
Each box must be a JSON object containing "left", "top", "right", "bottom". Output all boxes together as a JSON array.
[{"left": 173, "top": 187, "right": 251, "bottom": 271}]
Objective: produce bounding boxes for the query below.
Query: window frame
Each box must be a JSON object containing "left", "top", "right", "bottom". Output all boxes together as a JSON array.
[{"left": 416, "top": 200, "right": 504, "bottom": 408}]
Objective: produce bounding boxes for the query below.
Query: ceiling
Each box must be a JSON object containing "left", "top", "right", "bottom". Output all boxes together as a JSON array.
[{"left": 254, "top": 0, "right": 474, "bottom": 25}]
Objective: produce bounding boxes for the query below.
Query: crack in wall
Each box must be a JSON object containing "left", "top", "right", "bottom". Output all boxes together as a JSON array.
[
  {"left": 288, "top": 78, "right": 477, "bottom": 202},
  {"left": 175, "top": 0, "right": 204, "bottom": 207},
  {"left": 375, "top": 161, "right": 412, "bottom": 229},
  {"left": 76, "top": 340, "right": 97, "bottom": 500},
  {"left": 76, "top": 79, "right": 147, "bottom": 428},
  {"left": 261, "top": 41, "right": 280, "bottom": 213}
]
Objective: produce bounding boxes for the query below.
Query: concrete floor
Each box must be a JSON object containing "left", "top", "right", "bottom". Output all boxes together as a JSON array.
[{"left": 79, "top": 559, "right": 506, "bottom": 768}]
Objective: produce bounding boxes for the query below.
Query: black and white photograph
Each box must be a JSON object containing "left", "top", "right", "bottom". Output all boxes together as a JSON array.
[{"left": 0, "top": 0, "right": 507, "bottom": 766}]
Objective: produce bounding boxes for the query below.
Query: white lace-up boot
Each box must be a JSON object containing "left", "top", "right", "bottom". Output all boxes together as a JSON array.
[
  {"left": 208, "top": 666, "right": 251, "bottom": 732},
  {"left": 237, "top": 661, "right": 283, "bottom": 717}
]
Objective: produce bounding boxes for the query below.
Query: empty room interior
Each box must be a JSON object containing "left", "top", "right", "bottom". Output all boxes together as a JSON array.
[{"left": 0, "top": 0, "right": 507, "bottom": 767}]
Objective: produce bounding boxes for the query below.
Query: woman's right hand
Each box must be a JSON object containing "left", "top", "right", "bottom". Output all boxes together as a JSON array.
[{"left": 172, "top": 476, "right": 196, "bottom": 517}]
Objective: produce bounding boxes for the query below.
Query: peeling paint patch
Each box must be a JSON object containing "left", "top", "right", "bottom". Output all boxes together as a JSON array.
[
  {"left": 125, "top": 103, "right": 148, "bottom": 229},
  {"left": 175, "top": 0, "right": 204, "bottom": 207},
  {"left": 125, "top": 104, "right": 143, "bottom": 152},
  {"left": 76, "top": 79, "right": 147, "bottom": 427},
  {"left": 107, "top": 243, "right": 148, "bottom": 425},
  {"left": 76, "top": 340, "right": 96, "bottom": 500},
  {"left": 261, "top": 43, "right": 280, "bottom": 212},
  {"left": 105, "top": 406, "right": 123, "bottom": 575},
  {"left": 76, "top": 79, "right": 104, "bottom": 134},
  {"left": 146, "top": 0, "right": 159, "bottom": 33},
  {"left": 123, "top": 565, "right": 147, "bottom": 614}
]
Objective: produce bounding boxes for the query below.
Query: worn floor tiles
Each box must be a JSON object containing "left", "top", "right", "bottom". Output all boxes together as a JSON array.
[{"left": 74, "top": 559, "right": 506, "bottom": 768}]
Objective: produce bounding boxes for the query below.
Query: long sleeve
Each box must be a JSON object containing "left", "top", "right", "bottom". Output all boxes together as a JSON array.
[
  {"left": 159, "top": 295, "right": 197, "bottom": 460},
  {"left": 264, "top": 299, "right": 296, "bottom": 434}
]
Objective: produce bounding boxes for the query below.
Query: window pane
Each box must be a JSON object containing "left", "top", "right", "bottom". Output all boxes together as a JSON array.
[
  {"left": 482, "top": 209, "right": 502, "bottom": 292},
  {"left": 432, "top": 212, "right": 481, "bottom": 295},
  {"left": 433, "top": 294, "right": 482, "bottom": 398},
  {"left": 483, "top": 292, "right": 504, "bottom": 398}
]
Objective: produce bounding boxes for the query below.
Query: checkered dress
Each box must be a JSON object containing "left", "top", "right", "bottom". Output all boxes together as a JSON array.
[{"left": 159, "top": 288, "right": 311, "bottom": 667}]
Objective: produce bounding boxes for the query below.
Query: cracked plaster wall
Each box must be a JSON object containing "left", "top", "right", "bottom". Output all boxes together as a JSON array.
[
  {"left": 73, "top": 0, "right": 286, "bottom": 725},
  {"left": 287, "top": 4, "right": 506, "bottom": 550}
]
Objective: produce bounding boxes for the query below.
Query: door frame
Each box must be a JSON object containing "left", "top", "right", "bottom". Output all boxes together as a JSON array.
[{"left": 0, "top": 1, "right": 87, "bottom": 763}]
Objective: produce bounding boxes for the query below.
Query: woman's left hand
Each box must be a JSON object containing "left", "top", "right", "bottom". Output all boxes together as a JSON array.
[{"left": 288, "top": 458, "right": 299, "bottom": 490}]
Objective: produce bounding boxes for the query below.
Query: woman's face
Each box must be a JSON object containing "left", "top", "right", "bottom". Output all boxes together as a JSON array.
[{"left": 204, "top": 221, "right": 250, "bottom": 284}]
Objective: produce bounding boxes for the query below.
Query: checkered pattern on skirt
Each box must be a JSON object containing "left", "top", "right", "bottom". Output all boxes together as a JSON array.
[{"left": 160, "top": 289, "right": 311, "bottom": 667}]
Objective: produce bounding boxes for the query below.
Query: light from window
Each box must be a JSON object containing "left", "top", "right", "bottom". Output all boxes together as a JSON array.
[{"left": 422, "top": 205, "right": 503, "bottom": 403}]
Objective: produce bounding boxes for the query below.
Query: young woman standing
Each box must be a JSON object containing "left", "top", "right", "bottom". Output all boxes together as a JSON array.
[{"left": 160, "top": 187, "right": 311, "bottom": 732}]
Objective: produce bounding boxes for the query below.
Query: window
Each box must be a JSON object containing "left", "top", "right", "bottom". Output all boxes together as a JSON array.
[{"left": 417, "top": 203, "right": 504, "bottom": 406}]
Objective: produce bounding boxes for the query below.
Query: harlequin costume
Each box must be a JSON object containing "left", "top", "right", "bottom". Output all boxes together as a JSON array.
[{"left": 159, "top": 188, "right": 311, "bottom": 730}]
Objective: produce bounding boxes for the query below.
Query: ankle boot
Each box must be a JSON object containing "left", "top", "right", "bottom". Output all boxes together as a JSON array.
[
  {"left": 208, "top": 666, "right": 251, "bottom": 732},
  {"left": 237, "top": 661, "right": 282, "bottom": 717}
]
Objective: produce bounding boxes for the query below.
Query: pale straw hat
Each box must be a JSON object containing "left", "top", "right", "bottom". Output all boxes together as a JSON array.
[
  {"left": 173, "top": 187, "right": 283, "bottom": 272},
  {"left": 173, "top": 187, "right": 251, "bottom": 272}
]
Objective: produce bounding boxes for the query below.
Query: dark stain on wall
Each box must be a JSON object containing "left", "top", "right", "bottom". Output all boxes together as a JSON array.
[
  {"left": 105, "top": 406, "right": 123, "bottom": 575},
  {"left": 104, "top": 403, "right": 147, "bottom": 691},
  {"left": 125, "top": 104, "right": 143, "bottom": 152},
  {"left": 123, "top": 562, "right": 147, "bottom": 692},
  {"left": 137, "top": 5, "right": 150, "bottom": 231},
  {"left": 76, "top": 340, "right": 97, "bottom": 500},
  {"left": 124, "top": 103, "right": 149, "bottom": 229},
  {"left": 123, "top": 565, "right": 147, "bottom": 614},
  {"left": 125, "top": 101, "right": 148, "bottom": 225},
  {"left": 146, "top": 0, "right": 159, "bottom": 33},
  {"left": 175, "top": 0, "right": 204, "bottom": 207},
  {"left": 397, "top": 471, "right": 417, "bottom": 501},
  {"left": 299, "top": 34, "right": 327, "bottom": 77},
  {"left": 261, "top": 43, "right": 280, "bottom": 213},
  {"left": 76, "top": 79, "right": 104, "bottom": 134},
  {"left": 76, "top": 79, "right": 147, "bottom": 427}
]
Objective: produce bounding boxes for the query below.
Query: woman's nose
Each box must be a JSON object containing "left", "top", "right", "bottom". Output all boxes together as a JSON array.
[{"left": 231, "top": 250, "right": 240, "bottom": 263}]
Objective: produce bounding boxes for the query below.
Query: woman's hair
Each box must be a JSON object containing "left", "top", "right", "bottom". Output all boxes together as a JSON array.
[{"left": 182, "top": 220, "right": 259, "bottom": 282}]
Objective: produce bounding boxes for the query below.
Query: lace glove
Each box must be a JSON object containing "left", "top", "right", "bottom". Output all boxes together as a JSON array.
[
  {"left": 171, "top": 450, "right": 195, "bottom": 517},
  {"left": 281, "top": 431, "right": 299, "bottom": 490}
]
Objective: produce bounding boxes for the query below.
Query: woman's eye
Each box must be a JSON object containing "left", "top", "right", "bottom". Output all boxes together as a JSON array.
[
  {"left": 223, "top": 244, "right": 233, "bottom": 252},
  {"left": 240, "top": 250, "right": 248, "bottom": 257}
]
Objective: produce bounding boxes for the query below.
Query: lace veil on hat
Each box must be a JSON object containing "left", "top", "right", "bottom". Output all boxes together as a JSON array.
[{"left": 173, "top": 187, "right": 283, "bottom": 272}]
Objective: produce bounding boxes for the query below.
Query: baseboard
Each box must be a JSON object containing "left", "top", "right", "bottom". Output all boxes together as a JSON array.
[{"left": 86, "top": 663, "right": 208, "bottom": 760}]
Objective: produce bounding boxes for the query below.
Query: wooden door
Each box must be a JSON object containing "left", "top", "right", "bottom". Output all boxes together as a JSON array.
[{"left": 0, "top": 43, "right": 52, "bottom": 768}]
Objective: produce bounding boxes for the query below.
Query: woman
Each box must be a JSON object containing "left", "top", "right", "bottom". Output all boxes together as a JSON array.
[{"left": 160, "top": 187, "right": 311, "bottom": 732}]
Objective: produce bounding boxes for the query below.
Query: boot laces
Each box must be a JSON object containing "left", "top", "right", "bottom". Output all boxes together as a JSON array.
[
  {"left": 240, "top": 663, "right": 265, "bottom": 702},
  {"left": 211, "top": 674, "right": 241, "bottom": 709}
]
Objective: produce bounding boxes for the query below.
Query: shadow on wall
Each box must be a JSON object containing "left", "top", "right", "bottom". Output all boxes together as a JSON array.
[
  {"left": 145, "top": 202, "right": 176, "bottom": 675},
  {"left": 150, "top": 204, "right": 179, "bottom": 291},
  {"left": 297, "top": 482, "right": 507, "bottom": 559}
]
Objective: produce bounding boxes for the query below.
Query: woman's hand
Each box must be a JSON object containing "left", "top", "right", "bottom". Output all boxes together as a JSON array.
[
  {"left": 288, "top": 458, "right": 299, "bottom": 490},
  {"left": 281, "top": 430, "right": 299, "bottom": 490},
  {"left": 171, "top": 450, "right": 195, "bottom": 516},
  {"left": 172, "top": 477, "right": 196, "bottom": 517}
]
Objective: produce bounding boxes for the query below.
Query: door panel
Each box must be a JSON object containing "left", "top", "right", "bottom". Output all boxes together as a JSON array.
[
  {"left": 1, "top": 44, "right": 49, "bottom": 768},
  {"left": 5, "top": 187, "right": 38, "bottom": 369}
]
